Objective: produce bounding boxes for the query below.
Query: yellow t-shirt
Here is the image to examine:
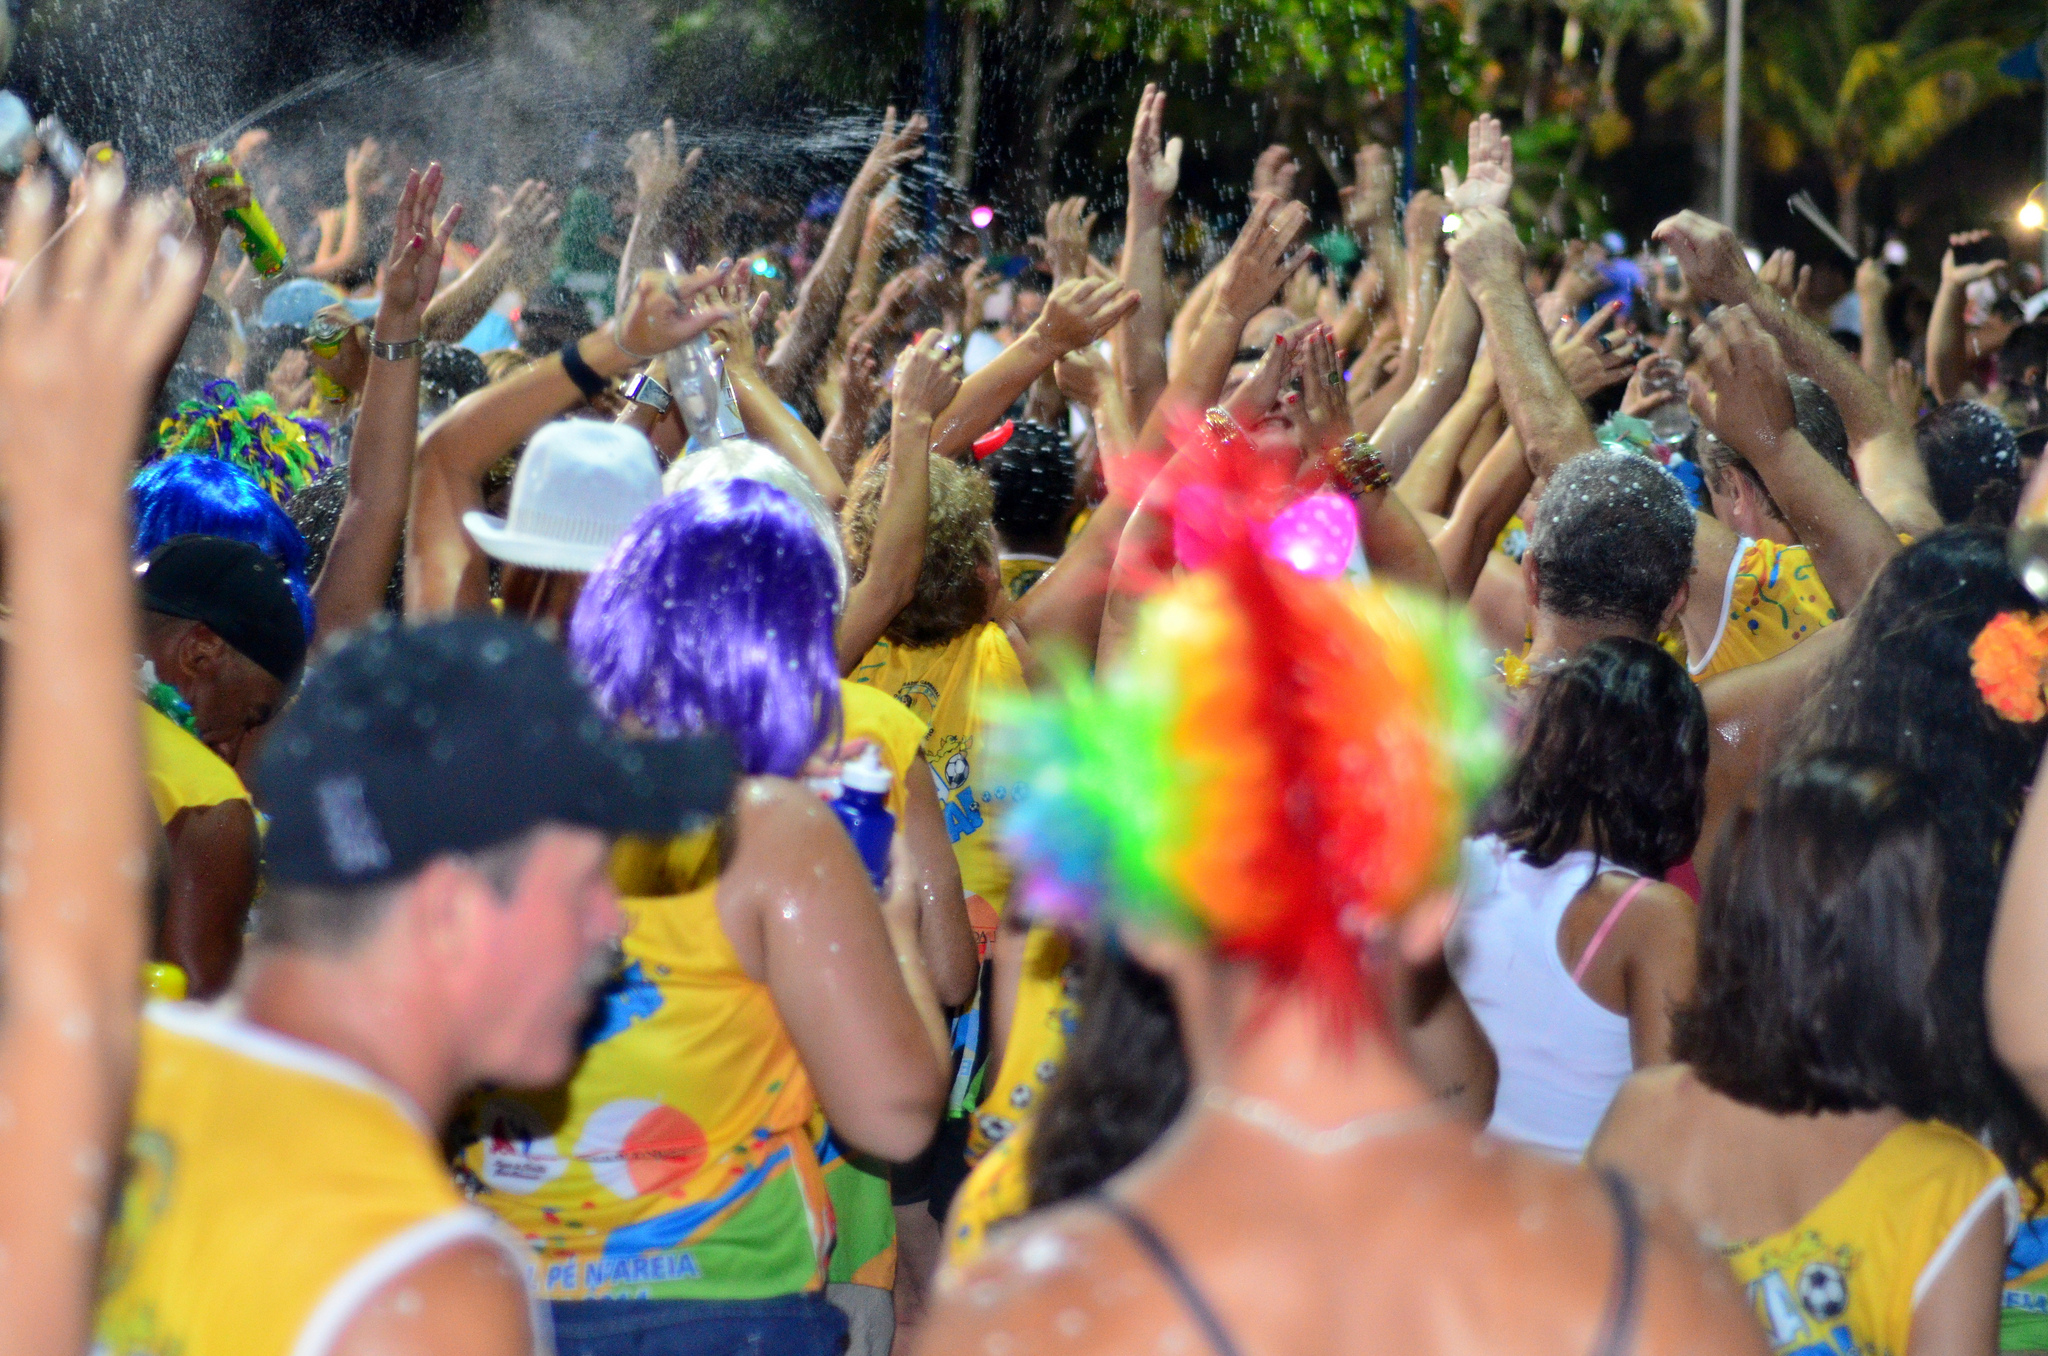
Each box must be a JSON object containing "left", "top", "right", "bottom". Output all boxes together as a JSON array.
[
  {"left": 850, "top": 623, "right": 1025, "bottom": 919},
  {"left": 967, "top": 924, "right": 1080, "bottom": 1163},
  {"left": 1725, "top": 1120, "right": 2015, "bottom": 1355},
  {"left": 821, "top": 678, "right": 929, "bottom": 1290},
  {"left": 945, "top": 1119, "right": 1034, "bottom": 1272},
  {"left": 456, "top": 863, "right": 831, "bottom": 1301},
  {"left": 1000, "top": 555, "right": 1057, "bottom": 600},
  {"left": 96, "top": 1004, "right": 518, "bottom": 1356},
  {"left": 1690, "top": 537, "right": 1837, "bottom": 682},
  {"left": 141, "top": 702, "right": 248, "bottom": 826}
]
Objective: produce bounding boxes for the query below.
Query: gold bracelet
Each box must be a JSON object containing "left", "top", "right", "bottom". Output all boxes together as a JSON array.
[{"left": 1330, "top": 433, "right": 1392, "bottom": 496}]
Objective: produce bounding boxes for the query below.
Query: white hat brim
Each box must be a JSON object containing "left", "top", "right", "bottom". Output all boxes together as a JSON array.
[{"left": 461, "top": 511, "right": 615, "bottom": 574}]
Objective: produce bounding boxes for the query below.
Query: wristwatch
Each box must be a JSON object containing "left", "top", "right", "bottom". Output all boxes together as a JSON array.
[
  {"left": 623, "top": 373, "right": 673, "bottom": 415},
  {"left": 369, "top": 335, "right": 427, "bottom": 362}
]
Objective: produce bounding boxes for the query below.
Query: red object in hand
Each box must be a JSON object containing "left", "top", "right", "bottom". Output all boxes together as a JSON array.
[{"left": 972, "top": 419, "right": 1016, "bottom": 462}]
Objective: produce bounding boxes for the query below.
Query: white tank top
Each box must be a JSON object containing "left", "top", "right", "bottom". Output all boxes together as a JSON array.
[{"left": 1448, "top": 834, "right": 1637, "bottom": 1159}]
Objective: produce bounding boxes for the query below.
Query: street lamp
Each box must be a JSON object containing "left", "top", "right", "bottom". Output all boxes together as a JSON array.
[{"left": 2022, "top": 188, "right": 2046, "bottom": 233}]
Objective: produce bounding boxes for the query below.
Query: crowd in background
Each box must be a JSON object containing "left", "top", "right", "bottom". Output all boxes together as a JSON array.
[{"left": 13, "top": 73, "right": 2048, "bottom": 1356}]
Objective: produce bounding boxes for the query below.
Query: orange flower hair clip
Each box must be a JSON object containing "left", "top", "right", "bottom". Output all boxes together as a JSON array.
[{"left": 1970, "top": 611, "right": 2048, "bottom": 723}]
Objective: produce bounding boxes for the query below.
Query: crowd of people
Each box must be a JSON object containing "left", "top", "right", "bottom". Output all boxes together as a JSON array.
[{"left": 12, "top": 68, "right": 2048, "bottom": 1356}]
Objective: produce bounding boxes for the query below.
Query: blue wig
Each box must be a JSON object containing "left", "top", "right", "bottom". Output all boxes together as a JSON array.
[
  {"left": 131, "top": 456, "right": 317, "bottom": 636},
  {"left": 570, "top": 480, "right": 842, "bottom": 778}
]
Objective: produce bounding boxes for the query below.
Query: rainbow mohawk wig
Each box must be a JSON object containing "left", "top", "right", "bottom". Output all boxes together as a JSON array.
[
  {"left": 995, "top": 427, "right": 1504, "bottom": 1031},
  {"left": 152, "top": 378, "right": 334, "bottom": 506}
]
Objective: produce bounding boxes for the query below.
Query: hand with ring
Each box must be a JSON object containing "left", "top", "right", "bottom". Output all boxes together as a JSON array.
[{"left": 1290, "top": 321, "right": 1354, "bottom": 459}]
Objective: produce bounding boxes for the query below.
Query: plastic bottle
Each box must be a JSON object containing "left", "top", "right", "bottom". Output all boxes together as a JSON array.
[
  {"left": 829, "top": 746, "right": 896, "bottom": 893},
  {"left": 667, "top": 334, "right": 748, "bottom": 450},
  {"left": 196, "top": 149, "right": 288, "bottom": 277},
  {"left": 33, "top": 114, "right": 83, "bottom": 180}
]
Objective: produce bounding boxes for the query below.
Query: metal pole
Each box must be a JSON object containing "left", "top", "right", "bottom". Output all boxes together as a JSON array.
[
  {"left": 2040, "top": 20, "right": 2047, "bottom": 274},
  {"left": 1720, "top": 0, "right": 1743, "bottom": 228},
  {"left": 920, "top": 0, "right": 945, "bottom": 247},
  {"left": 1401, "top": 3, "right": 1419, "bottom": 203}
]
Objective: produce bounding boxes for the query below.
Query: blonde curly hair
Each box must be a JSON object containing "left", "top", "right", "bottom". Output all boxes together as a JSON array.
[{"left": 842, "top": 452, "right": 996, "bottom": 648}]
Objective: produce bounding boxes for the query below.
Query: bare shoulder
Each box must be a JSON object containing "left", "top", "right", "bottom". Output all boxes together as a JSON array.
[
  {"left": 919, "top": 1203, "right": 1177, "bottom": 1356},
  {"left": 1634, "top": 1193, "right": 1772, "bottom": 1355},
  {"left": 328, "top": 1238, "right": 533, "bottom": 1356},
  {"left": 1589, "top": 1065, "right": 1696, "bottom": 1166}
]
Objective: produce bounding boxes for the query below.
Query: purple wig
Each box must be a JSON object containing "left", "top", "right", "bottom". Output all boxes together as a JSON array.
[{"left": 570, "top": 479, "right": 842, "bottom": 778}]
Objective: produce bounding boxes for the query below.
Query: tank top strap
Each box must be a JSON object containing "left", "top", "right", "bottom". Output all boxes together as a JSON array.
[
  {"left": 1093, "top": 1193, "right": 1245, "bottom": 1356},
  {"left": 1591, "top": 1168, "right": 1646, "bottom": 1356},
  {"left": 1570, "top": 876, "right": 1654, "bottom": 985}
]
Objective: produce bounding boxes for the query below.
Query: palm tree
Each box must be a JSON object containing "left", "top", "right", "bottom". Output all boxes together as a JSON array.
[{"left": 1649, "top": 0, "right": 2029, "bottom": 244}]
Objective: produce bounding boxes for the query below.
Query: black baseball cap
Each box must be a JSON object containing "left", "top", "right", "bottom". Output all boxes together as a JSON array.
[
  {"left": 255, "top": 615, "right": 738, "bottom": 888},
  {"left": 140, "top": 535, "right": 307, "bottom": 684}
]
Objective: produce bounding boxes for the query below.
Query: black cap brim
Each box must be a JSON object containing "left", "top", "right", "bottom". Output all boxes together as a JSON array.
[{"left": 559, "top": 727, "right": 741, "bottom": 839}]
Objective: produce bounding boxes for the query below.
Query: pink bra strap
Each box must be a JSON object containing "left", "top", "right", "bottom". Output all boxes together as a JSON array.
[{"left": 1572, "top": 877, "right": 1653, "bottom": 985}]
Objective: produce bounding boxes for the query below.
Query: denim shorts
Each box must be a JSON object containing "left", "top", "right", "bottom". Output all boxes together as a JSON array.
[{"left": 548, "top": 1293, "right": 849, "bottom": 1356}]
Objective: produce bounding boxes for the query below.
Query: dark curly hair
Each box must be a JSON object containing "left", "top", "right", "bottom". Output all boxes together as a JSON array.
[
  {"left": 842, "top": 452, "right": 996, "bottom": 648},
  {"left": 1792, "top": 525, "right": 2048, "bottom": 1185},
  {"left": 1026, "top": 936, "right": 1189, "bottom": 1209},
  {"left": 985, "top": 421, "right": 1076, "bottom": 555},
  {"left": 1917, "top": 401, "right": 2021, "bottom": 526},
  {"left": 1528, "top": 451, "right": 1694, "bottom": 634},
  {"left": 1478, "top": 636, "right": 1708, "bottom": 877},
  {"left": 1675, "top": 751, "right": 1945, "bottom": 1114}
]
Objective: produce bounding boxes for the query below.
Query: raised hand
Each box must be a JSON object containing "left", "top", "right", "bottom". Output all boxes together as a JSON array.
[
  {"left": 1252, "top": 144, "right": 1300, "bottom": 202},
  {"left": 488, "top": 178, "right": 561, "bottom": 256},
  {"left": 1127, "top": 83, "right": 1182, "bottom": 216},
  {"left": 1405, "top": 189, "right": 1450, "bottom": 260},
  {"left": 705, "top": 273, "right": 773, "bottom": 371},
  {"left": 379, "top": 165, "right": 464, "bottom": 327},
  {"left": 1447, "top": 204, "right": 1524, "bottom": 297},
  {"left": 1223, "top": 324, "right": 1301, "bottom": 430},
  {"left": 1282, "top": 262, "right": 1321, "bottom": 320},
  {"left": 857, "top": 107, "right": 927, "bottom": 193},
  {"left": 1443, "top": 113, "right": 1513, "bottom": 215},
  {"left": 1291, "top": 322, "right": 1354, "bottom": 457},
  {"left": 1030, "top": 275, "right": 1142, "bottom": 352},
  {"left": 1687, "top": 304, "right": 1797, "bottom": 459},
  {"left": 1888, "top": 356, "right": 1923, "bottom": 417},
  {"left": 344, "top": 136, "right": 384, "bottom": 199},
  {"left": 1054, "top": 344, "right": 1115, "bottom": 411},
  {"left": 1621, "top": 353, "right": 1687, "bottom": 418},
  {"left": 1213, "top": 193, "right": 1315, "bottom": 323},
  {"left": 1342, "top": 143, "right": 1396, "bottom": 235},
  {"left": 893, "top": 329, "right": 963, "bottom": 420},
  {"left": 1942, "top": 230, "right": 2008, "bottom": 288},
  {"left": 840, "top": 339, "right": 884, "bottom": 414},
  {"left": 1037, "top": 196, "right": 1098, "bottom": 284},
  {"left": 625, "top": 118, "right": 703, "bottom": 210},
  {"left": 0, "top": 171, "right": 201, "bottom": 479},
  {"left": 1652, "top": 209, "right": 1755, "bottom": 307},
  {"left": 959, "top": 257, "right": 998, "bottom": 332},
  {"left": 172, "top": 141, "right": 250, "bottom": 251},
  {"left": 618, "top": 260, "right": 737, "bottom": 357},
  {"left": 1552, "top": 300, "right": 1638, "bottom": 399}
]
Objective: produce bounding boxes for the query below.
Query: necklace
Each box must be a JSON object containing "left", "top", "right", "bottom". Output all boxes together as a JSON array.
[{"left": 1198, "top": 1085, "right": 1446, "bottom": 1155}]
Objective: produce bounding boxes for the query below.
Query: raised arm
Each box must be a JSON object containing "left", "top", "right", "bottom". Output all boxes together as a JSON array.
[
  {"left": 1448, "top": 207, "right": 1598, "bottom": 486},
  {"left": 927, "top": 276, "right": 1139, "bottom": 460},
  {"left": 836, "top": 330, "right": 960, "bottom": 673},
  {"left": 613, "top": 119, "right": 702, "bottom": 316},
  {"left": 1855, "top": 258, "right": 1894, "bottom": 384},
  {"left": 1342, "top": 143, "right": 1404, "bottom": 330},
  {"left": 1993, "top": 742, "right": 2048, "bottom": 1121},
  {"left": 1689, "top": 305, "right": 1900, "bottom": 613},
  {"left": 405, "top": 265, "right": 734, "bottom": 617},
  {"left": 1928, "top": 231, "right": 2005, "bottom": 405},
  {"left": 709, "top": 283, "right": 846, "bottom": 506},
  {"left": 315, "top": 165, "right": 463, "bottom": 644},
  {"left": 306, "top": 137, "right": 380, "bottom": 282},
  {"left": 0, "top": 172, "right": 196, "bottom": 1356},
  {"left": 424, "top": 179, "right": 558, "bottom": 344},
  {"left": 1369, "top": 116, "right": 1511, "bottom": 475},
  {"left": 762, "top": 109, "right": 926, "bottom": 404},
  {"left": 820, "top": 341, "right": 884, "bottom": 476},
  {"left": 1430, "top": 425, "right": 1530, "bottom": 599},
  {"left": 1393, "top": 343, "right": 1495, "bottom": 517},
  {"left": 1118, "top": 84, "right": 1181, "bottom": 429}
]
